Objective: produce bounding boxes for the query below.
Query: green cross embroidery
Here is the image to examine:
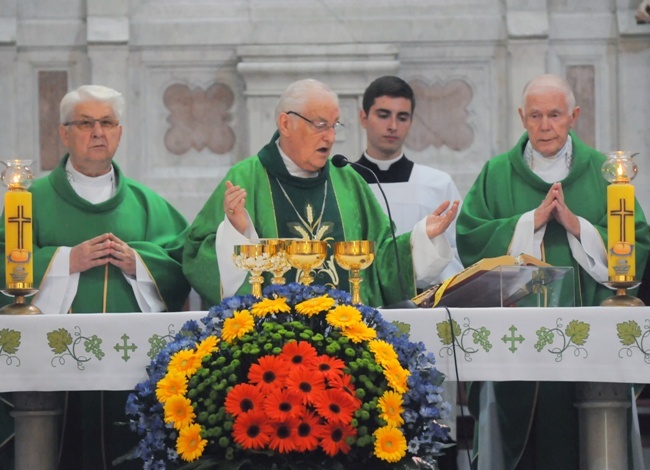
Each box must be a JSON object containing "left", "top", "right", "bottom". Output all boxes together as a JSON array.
[
  {"left": 114, "top": 334, "right": 137, "bottom": 362},
  {"left": 502, "top": 325, "right": 524, "bottom": 353}
]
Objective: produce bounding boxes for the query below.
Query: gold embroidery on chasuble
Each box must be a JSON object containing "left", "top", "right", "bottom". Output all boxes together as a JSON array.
[{"left": 273, "top": 179, "right": 339, "bottom": 288}]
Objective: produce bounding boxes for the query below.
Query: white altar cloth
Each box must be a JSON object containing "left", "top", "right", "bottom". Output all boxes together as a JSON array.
[{"left": 1, "top": 306, "right": 649, "bottom": 392}]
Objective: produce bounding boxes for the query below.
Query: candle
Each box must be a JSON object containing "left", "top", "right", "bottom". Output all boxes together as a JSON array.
[
  {"left": 4, "top": 186, "right": 33, "bottom": 288},
  {"left": 606, "top": 174, "right": 635, "bottom": 281}
]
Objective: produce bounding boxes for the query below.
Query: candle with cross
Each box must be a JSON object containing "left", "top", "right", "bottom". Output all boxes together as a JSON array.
[
  {"left": 2, "top": 160, "right": 35, "bottom": 289},
  {"left": 602, "top": 151, "right": 638, "bottom": 282}
]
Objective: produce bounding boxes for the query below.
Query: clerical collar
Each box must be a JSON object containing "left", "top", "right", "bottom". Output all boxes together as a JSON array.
[
  {"left": 65, "top": 159, "right": 116, "bottom": 204},
  {"left": 524, "top": 135, "right": 573, "bottom": 183},
  {"left": 362, "top": 151, "right": 405, "bottom": 171},
  {"left": 276, "top": 140, "right": 319, "bottom": 178}
]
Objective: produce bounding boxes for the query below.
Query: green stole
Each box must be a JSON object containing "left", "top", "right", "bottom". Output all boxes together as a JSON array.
[{"left": 259, "top": 143, "right": 348, "bottom": 288}]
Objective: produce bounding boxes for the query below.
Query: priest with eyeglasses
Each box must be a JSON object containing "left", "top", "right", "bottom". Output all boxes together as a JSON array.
[
  {"left": 0, "top": 84, "right": 190, "bottom": 470},
  {"left": 184, "top": 78, "right": 460, "bottom": 309}
]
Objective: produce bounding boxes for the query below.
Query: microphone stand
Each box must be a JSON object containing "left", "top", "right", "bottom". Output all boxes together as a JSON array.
[{"left": 332, "top": 155, "right": 417, "bottom": 309}]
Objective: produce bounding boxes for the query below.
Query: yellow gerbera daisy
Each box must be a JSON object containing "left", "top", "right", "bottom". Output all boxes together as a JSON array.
[
  {"left": 383, "top": 363, "right": 410, "bottom": 394},
  {"left": 177, "top": 423, "right": 207, "bottom": 462},
  {"left": 341, "top": 322, "right": 377, "bottom": 343},
  {"left": 168, "top": 349, "right": 201, "bottom": 378},
  {"left": 373, "top": 426, "right": 407, "bottom": 463},
  {"left": 155, "top": 371, "right": 188, "bottom": 404},
  {"left": 222, "top": 309, "right": 255, "bottom": 343},
  {"left": 164, "top": 394, "right": 196, "bottom": 430},
  {"left": 326, "top": 305, "right": 362, "bottom": 328},
  {"left": 251, "top": 297, "right": 291, "bottom": 317},
  {"left": 368, "top": 340, "right": 399, "bottom": 366},
  {"left": 378, "top": 390, "right": 405, "bottom": 427},
  {"left": 295, "top": 295, "right": 336, "bottom": 316},
  {"left": 195, "top": 336, "right": 219, "bottom": 360}
]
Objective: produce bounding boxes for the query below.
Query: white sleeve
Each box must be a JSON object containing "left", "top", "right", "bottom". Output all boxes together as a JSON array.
[
  {"left": 31, "top": 247, "right": 79, "bottom": 315},
  {"left": 510, "top": 212, "right": 607, "bottom": 283},
  {"left": 121, "top": 250, "right": 166, "bottom": 312},
  {"left": 411, "top": 218, "right": 454, "bottom": 288},
  {"left": 509, "top": 210, "right": 546, "bottom": 259},
  {"left": 567, "top": 217, "right": 608, "bottom": 283},
  {"left": 216, "top": 212, "right": 258, "bottom": 298}
]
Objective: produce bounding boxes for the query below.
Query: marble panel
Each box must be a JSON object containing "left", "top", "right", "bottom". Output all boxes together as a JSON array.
[
  {"left": 548, "top": 41, "right": 616, "bottom": 154},
  {"left": 37, "top": 70, "right": 67, "bottom": 171},
  {"left": 566, "top": 65, "right": 596, "bottom": 149},
  {"left": 128, "top": 49, "right": 243, "bottom": 221},
  {"left": 397, "top": 44, "right": 506, "bottom": 196}
]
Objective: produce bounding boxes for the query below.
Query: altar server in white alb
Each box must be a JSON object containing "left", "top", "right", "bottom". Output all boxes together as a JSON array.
[{"left": 353, "top": 75, "right": 463, "bottom": 285}]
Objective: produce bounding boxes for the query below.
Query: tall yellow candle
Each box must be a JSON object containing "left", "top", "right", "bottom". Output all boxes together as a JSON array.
[
  {"left": 607, "top": 181, "right": 635, "bottom": 280},
  {"left": 5, "top": 187, "right": 33, "bottom": 288}
]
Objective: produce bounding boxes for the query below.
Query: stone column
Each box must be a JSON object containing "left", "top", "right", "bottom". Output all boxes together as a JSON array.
[
  {"left": 86, "top": 0, "right": 131, "bottom": 172},
  {"left": 575, "top": 382, "right": 631, "bottom": 470},
  {"left": 11, "top": 392, "right": 61, "bottom": 470}
]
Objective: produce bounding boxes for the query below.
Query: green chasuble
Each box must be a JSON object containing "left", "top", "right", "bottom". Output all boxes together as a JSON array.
[
  {"left": 0, "top": 154, "right": 191, "bottom": 313},
  {"left": 184, "top": 132, "right": 416, "bottom": 308},
  {"left": 0, "top": 155, "right": 190, "bottom": 470},
  {"left": 456, "top": 132, "right": 650, "bottom": 470}
]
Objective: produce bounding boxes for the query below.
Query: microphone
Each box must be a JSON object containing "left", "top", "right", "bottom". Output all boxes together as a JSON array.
[{"left": 331, "top": 154, "right": 417, "bottom": 309}]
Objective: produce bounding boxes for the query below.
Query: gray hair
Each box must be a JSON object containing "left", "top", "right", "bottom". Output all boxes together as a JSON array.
[
  {"left": 521, "top": 74, "right": 576, "bottom": 114},
  {"left": 60, "top": 85, "right": 125, "bottom": 123},
  {"left": 275, "top": 79, "right": 339, "bottom": 121}
]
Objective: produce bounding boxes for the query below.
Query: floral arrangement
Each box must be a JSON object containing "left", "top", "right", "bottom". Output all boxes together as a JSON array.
[{"left": 125, "top": 283, "right": 451, "bottom": 469}]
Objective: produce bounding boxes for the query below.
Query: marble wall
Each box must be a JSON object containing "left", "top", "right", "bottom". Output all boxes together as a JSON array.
[{"left": 0, "top": 0, "right": 649, "bottom": 221}]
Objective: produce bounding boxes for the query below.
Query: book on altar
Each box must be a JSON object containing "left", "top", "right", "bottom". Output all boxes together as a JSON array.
[{"left": 413, "top": 254, "right": 574, "bottom": 308}]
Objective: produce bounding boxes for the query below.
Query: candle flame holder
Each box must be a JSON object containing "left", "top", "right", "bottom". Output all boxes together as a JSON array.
[
  {"left": 0, "top": 159, "right": 41, "bottom": 314},
  {"left": 0, "top": 286, "right": 42, "bottom": 315}
]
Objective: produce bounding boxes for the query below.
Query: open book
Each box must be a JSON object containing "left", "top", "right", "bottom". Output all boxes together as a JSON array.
[{"left": 413, "top": 254, "right": 553, "bottom": 308}]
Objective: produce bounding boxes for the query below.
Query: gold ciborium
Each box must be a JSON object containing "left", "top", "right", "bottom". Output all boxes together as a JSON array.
[
  {"left": 285, "top": 240, "right": 327, "bottom": 285},
  {"left": 233, "top": 244, "right": 274, "bottom": 298},
  {"left": 334, "top": 241, "right": 375, "bottom": 304},
  {"left": 259, "top": 239, "right": 292, "bottom": 285}
]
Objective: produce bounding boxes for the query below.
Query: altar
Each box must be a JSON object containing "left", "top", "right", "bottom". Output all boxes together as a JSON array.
[
  {"left": 2, "top": 306, "right": 649, "bottom": 470},
  {"left": 2, "top": 306, "right": 650, "bottom": 392}
]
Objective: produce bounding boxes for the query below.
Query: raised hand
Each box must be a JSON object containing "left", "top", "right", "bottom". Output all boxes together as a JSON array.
[
  {"left": 223, "top": 181, "right": 248, "bottom": 234},
  {"left": 425, "top": 200, "right": 460, "bottom": 239}
]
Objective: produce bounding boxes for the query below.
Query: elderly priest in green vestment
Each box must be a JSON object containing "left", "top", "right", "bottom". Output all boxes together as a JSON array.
[
  {"left": 0, "top": 85, "right": 190, "bottom": 469},
  {"left": 183, "top": 78, "right": 460, "bottom": 308},
  {"left": 456, "top": 74, "right": 650, "bottom": 470}
]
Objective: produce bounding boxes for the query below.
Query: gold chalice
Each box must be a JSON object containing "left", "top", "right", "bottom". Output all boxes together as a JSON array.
[
  {"left": 285, "top": 240, "right": 328, "bottom": 285},
  {"left": 259, "top": 239, "right": 292, "bottom": 285},
  {"left": 334, "top": 240, "right": 375, "bottom": 304},
  {"left": 233, "top": 244, "right": 274, "bottom": 298}
]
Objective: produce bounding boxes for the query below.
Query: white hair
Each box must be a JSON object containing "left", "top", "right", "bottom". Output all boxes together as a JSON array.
[
  {"left": 59, "top": 85, "right": 125, "bottom": 123},
  {"left": 521, "top": 74, "right": 576, "bottom": 114},
  {"left": 275, "top": 79, "right": 339, "bottom": 121}
]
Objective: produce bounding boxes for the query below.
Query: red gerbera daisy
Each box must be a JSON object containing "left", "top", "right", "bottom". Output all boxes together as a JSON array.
[
  {"left": 328, "top": 373, "right": 362, "bottom": 407},
  {"left": 312, "top": 355, "right": 346, "bottom": 380},
  {"left": 248, "top": 355, "right": 290, "bottom": 393},
  {"left": 311, "top": 388, "right": 358, "bottom": 424},
  {"left": 224, "top": 383, "right": 265, "bottom": 417},
  {"left": 268, "top": 418, "right": 298, "bottom": 453},
  {"left": 232, "top": 411, "right": 272, "bottom": 450},
  {"left": 317, "top": 421, "right": 356, "bottom": 456},
  {"left": 285, "top": 366, "right": 326, "bottom": 405},
  {"left": 294, "top": 410, "right": 324, "bottom": 452},
  {"left": 279, "top": 341, "right": 318, "bottom": 370},
  {"left": 263, "top": 387, "right": 303, "bottom": 421}
]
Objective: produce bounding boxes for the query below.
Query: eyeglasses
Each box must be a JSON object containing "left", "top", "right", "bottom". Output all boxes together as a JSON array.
[
  {"left": 63, "top": 118, "right": 120, "bottom": 131},
  {"left": 287, "top": 111, "right": 344, "bottom": 134}
]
